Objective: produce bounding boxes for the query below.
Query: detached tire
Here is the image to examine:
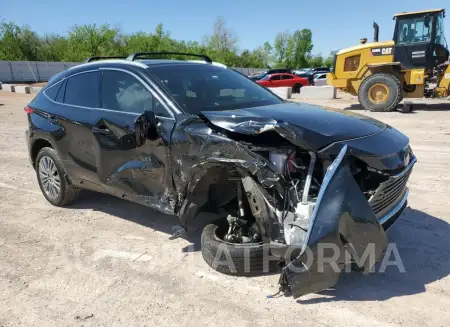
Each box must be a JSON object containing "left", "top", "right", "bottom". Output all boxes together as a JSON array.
[
  {"left": 35, "top": 147, "right": 80, "bottom": 206},
  {"left": 358, "top": 73, "right": 403, "bottom": 112},
  {"left": 201, "top": 219, "right": 279, "bottom": 276}
]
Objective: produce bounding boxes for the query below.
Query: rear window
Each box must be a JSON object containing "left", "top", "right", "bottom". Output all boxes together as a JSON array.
[
  {"left": 147, "top": 64, "right": 282, "bottom": 114},
  {"left": 44, "top": 82, "right": 62, "bottom": 100}
]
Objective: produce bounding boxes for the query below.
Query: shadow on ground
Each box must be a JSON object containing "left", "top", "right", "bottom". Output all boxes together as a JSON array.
[
  {"left": 67, "top": 190, "right": 222, "bottom": 251},
  {"left": 297, "top": 207, "right": 450, "bottom": 303},
  {"left": 346, "top": 101, "right": 450, "bottom": 112}
]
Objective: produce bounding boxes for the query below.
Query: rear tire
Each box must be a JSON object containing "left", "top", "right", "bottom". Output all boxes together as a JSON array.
[
  {"left": 358, "top": 73, "right": 403, "bottom": 112},
  {"left": 201, "top": 219, "right": 279, "bottom": 276},
  {"left": 36, "top": 147, "right": 80, "bottom": 206}
]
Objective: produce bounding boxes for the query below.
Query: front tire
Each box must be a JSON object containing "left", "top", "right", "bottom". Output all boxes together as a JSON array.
[
  {"left": 201, "top": 219, "right": 279, "bottom": 276},
  {"left": 36, "top": 147, "right": 80, "bottom": 206},
  {"left": 358, "top": 73, "right": 403, "bottom": 112}
]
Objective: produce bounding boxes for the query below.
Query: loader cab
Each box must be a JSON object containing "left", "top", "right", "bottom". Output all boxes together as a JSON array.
[{"left": 393, "top": 9, "right": 448, "bottom": 69}]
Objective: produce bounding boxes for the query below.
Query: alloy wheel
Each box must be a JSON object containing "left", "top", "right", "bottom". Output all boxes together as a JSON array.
[{"left": 38, "top": 155, "right": 61, "bottom": 199}]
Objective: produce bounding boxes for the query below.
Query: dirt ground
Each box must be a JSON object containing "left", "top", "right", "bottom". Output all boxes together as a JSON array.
[{"left": 1, "top": 91, "right": 450, "bottom": 327}]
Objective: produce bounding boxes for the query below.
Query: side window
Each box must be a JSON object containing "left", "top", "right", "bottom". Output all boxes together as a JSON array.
[
  {"left": 435, "top": 15, "right": 446, "bottom": 47},
  {"left": 44, "top": 82, "right": 62, "bottom": 100},
  {"left": 101, "top": 70, "right": 171, "bottom": 117},
  {"left": 270, "top": 75, "right": 281, "bottom": 81},
  {"left": 64, "top": 71, "right": 100, "bottom": 108},
  {"left": 282, "top": 75, "right": 293, "bottom": 80}
]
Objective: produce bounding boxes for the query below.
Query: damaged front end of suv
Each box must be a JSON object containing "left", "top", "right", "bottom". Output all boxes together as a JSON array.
[{"left": 171, "top": 106, "right": 416, "bottom": 298}]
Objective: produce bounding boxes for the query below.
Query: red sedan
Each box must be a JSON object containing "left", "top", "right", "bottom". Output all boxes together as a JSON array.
[{"left": 256, "top": 73, "right": 308, "bottom": 93}]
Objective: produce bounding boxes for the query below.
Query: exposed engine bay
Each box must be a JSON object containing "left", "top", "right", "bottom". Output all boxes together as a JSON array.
[{"left": 220, "top": 148, "right": 321, "bottom": 247}]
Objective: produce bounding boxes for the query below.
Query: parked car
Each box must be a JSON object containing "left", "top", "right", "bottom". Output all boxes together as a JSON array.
[
  {"left": 266, "top": 68, "right": 293, "bottom": 74},
  {"left": 25, "top": 52, "right": 416, "bottom": 299},
  {"left": 256, "top": 73, "right": 308, "bottom": 92},
  {"left": 293, "top": 72, "right": 315, "bottom": 85},
  {"left": 248, "top": 68, "right": 292, "bottom": 81},
  {"left": 311, "top": 67, "right": 330, "bottom": 73},
  {"left": 314, "top": 72, "right": 328, "bottom": 86},
  {"left": 248, "top": 72, "right": 267, "bottom": 81}
]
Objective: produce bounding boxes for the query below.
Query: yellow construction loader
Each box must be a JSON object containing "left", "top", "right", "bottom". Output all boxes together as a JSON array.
[{"left": 328, "top": 8, "right": 450, "bottom": 112}]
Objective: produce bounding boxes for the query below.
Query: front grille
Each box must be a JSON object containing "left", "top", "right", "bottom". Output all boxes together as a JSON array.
[{"left": 369, "top": 160, "right": 414, "bottom": 218}]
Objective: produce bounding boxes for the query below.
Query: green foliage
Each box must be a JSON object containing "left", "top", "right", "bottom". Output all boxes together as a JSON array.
[
  {"left": 0, "top": 18, "right": 335, "bottom": 69},
  {"left": 324, "top": 51, "right": 338, "bottom": 68}
]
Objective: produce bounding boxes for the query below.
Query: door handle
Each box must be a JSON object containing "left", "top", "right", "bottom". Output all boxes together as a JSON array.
[{"left": 92, "top": 126, "right": 112, "bottom": 135}]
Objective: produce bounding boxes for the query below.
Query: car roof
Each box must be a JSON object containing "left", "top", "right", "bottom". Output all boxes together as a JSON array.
[
  {"left": 269, "top": 73, "right": 295, "bottom": 76},
  {"left": 49, "top": 58, "right": 226, "bottom": 85}
]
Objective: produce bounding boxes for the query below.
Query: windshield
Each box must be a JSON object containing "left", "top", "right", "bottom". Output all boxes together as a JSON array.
[
  {"left": 147, "top": 64, "right": 283, "bottom": 114},
  {"left": 397, "top": 16, "right": 431, "bottom": 44},
  {"left": 259, "top": 74, "right": 270, "bottom": 80}
]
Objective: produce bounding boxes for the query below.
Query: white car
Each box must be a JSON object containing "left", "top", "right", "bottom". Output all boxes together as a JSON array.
[{"left": 313, "top": 72, "right": 328, "bottom": 86}]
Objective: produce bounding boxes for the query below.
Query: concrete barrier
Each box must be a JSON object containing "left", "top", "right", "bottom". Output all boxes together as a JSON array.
[
  {"left": 14, "top": 85, "right": 31, "bottom": 94},
  {"left": 30, "top": 86, "right": 43, "bottom": 94},
  {"left": 297, "top": 86, "right": 336, "bottom": 100},
  {"left": 268, "top": 87, "right": 292, "bottom": 99},
  {"left": 0, "top": 83, "right": 15, "bottom": 92}
]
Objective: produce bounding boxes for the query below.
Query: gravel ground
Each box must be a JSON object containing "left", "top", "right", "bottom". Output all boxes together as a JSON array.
[{"left": 1, "top": 91, "right": 450, "bottom": 327}]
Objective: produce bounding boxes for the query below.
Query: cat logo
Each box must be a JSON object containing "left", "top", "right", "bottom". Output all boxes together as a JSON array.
[
  {"left": 381, "top": 47, "right": 392, "bottom": 55},
  {"left": 371, "top": 47, "right": 393, "bottom": 56}
]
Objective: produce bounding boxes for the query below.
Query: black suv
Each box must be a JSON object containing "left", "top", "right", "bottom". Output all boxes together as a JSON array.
[{"left": 25, "top": 52, "right": 416, "bottom": 298}]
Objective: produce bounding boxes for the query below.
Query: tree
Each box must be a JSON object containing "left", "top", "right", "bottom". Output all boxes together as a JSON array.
[
  {"left": 273, "top": 31, "right": 290, "bottom": 67},
  {"left": 208, "top": 17, "right": 237, "bottom": 53},
  {"left": 0, "top": 21, "right": 43, "bottom": 61},
  {"left": 0, "top": 18, "right": 320, "bottom": 69},
  {"left": 324, "top": 51, "right": 337, "bottom": 67},
  {"left": 40, "top": 35, "right": 69, "bottom": 61},
  {"left": 291, "top": 29, "right": 313, "bottom": 68},
  {"left": 205, "top": 16, "right": 238, "bottom": 65},
  {"left": 65, "top": 24, "right": 120, "bottom": 61},
  {"left": 309, "top": 54, "right": 324, "bottom": 68}
]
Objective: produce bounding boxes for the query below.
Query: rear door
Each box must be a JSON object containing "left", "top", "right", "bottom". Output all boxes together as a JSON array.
[
  {"left": 93, "top": 68, "right": 176, "bottom": 213},
  {"left": 51, "top": 70, "right": 104, "bottom": 186},
  {"left": 281, "top": 145, "right": 388, "bottom": 298},
  {"left": 280, "top": 74, "right": 294, "bottom": 87}
]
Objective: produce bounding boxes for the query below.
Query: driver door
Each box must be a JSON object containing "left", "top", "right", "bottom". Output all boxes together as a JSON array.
[{"left": 93, "top": 68, "right": 176, "bottom": 213}]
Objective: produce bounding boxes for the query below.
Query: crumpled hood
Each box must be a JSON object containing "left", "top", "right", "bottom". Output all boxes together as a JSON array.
[{"left": 199, "top": 102, "right": 386, "bottom": 150}]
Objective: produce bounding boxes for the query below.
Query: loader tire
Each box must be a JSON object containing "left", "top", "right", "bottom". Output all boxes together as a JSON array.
[
  {"left": 201, "top": 219, "right": 279, "bottom": 276},
  {"left": 358, "top": 73, "right": 403, "bottom": 112}
]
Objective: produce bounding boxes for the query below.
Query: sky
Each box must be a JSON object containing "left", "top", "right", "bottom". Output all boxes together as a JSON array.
[{"left": 1, "top": 0, "right": 449, "bottom": 56}]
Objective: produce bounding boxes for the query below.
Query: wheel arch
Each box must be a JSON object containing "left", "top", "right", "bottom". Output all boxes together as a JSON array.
[
  {"left": 31, "top": 138, "right": 54, "bottom": 168},
  {"left": 365, "top": 62, "right": 403, "bottom": 80}
]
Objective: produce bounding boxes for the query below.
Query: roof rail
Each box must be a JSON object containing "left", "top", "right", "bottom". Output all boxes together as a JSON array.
[
  {"left": 126, "top": 52, "right": 212, "bottom": 64},
  {"left": 84, "top": 56, "right": 127, "bottom": 63}
]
